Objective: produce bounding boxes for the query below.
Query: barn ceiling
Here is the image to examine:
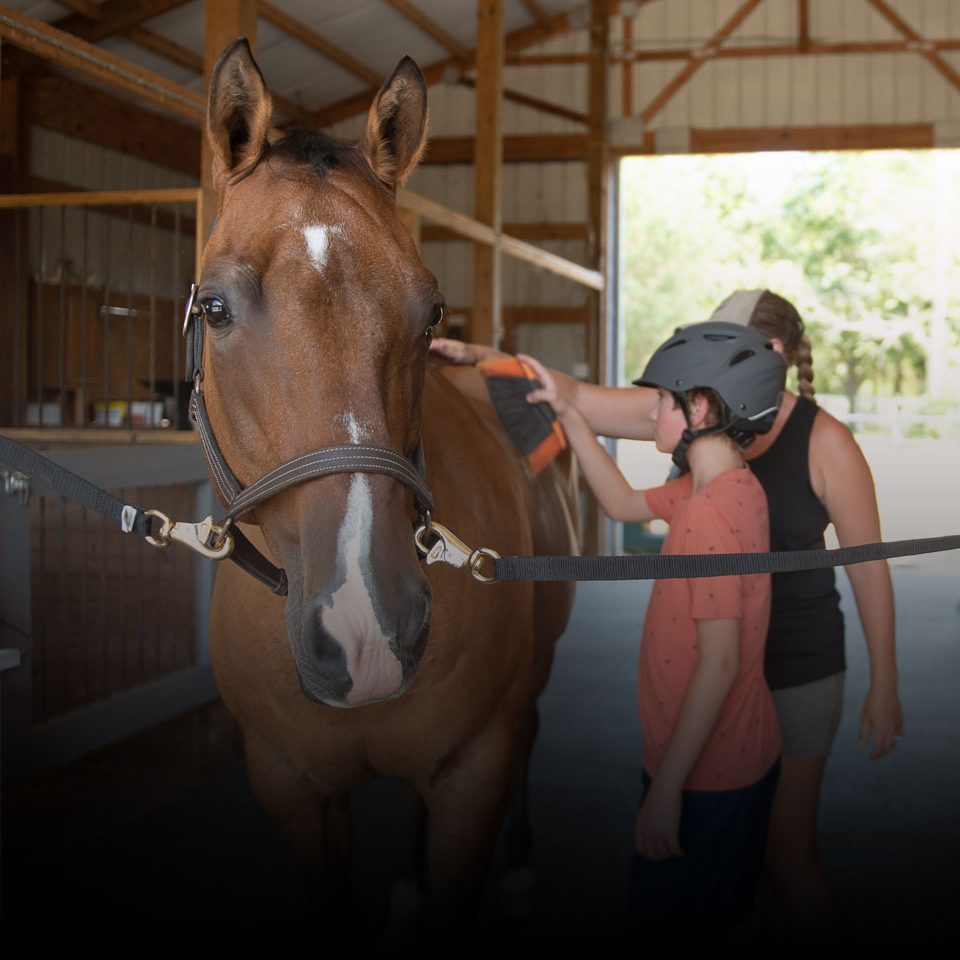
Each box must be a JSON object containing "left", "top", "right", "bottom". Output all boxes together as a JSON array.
[{"left": 1, "top": 1, "right": 590, "bottom": 124}]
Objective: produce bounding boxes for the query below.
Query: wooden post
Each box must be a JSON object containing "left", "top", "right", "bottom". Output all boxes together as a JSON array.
[
  {"left": 472, "top": 0, "right": 504, "bottom": 347},
  {"left": 0, "top": 75, "right": 29, "bottom": 426},
  {"left": 200, "top": 0, "right": 259, "bottom": 249},
  {"left": 585, "top": 0, "right": 610, "bottom": 553}
]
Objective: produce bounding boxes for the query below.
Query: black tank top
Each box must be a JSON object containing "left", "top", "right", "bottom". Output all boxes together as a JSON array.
[{"left": 748, "top": 395, "right": 846, "bottom": 689}]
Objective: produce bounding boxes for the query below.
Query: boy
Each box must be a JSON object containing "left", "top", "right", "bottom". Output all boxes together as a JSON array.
[{"left": 520, "top": 319, "right": 786, "bottom": 938}]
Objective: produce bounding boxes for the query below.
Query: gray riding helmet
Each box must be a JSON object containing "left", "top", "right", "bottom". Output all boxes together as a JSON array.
[{"left": 633, "top": 320, "right": 786, "bottom": 465}]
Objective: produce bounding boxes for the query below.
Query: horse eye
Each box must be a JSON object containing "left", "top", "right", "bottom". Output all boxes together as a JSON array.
[
  {"left": 425, "top": 303, "right": 443, "bottom": 337},
  {"left": 201, "top": 297, "right": 231, "bottom": 328}
]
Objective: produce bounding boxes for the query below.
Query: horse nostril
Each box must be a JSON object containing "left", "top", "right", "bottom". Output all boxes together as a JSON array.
[{"left": 299, "top": 605, "right": 352, "bottom": 702}]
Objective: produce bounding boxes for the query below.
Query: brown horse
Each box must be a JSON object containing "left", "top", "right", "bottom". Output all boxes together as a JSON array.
[{"left": 199, "top": 40, "right": 578, "bottom": 934}]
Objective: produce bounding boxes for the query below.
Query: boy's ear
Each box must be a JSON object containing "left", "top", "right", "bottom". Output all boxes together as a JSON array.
[{"left": 688, "top": 392, "right": 709, "bottom": 428}]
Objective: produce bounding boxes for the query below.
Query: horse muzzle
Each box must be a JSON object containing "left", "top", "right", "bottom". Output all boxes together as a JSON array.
[{"left": 292, "top": 577, "right": 431, "bottom": 707}]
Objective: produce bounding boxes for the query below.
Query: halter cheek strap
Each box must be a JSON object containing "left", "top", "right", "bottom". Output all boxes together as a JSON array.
[{"left": 182, "top": 283, "right": 435, "bottom": 596}]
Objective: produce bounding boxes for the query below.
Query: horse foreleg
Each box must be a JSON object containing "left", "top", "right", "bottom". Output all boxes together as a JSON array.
[
  {"left": 420, "top": 729, "right": 516, "bottom": 931},
  {"left": 500, "top": 706, "right": 539, "bottom": 918},
  {"left": 242, "top": 729, "right": 357, "bottom": 923}
]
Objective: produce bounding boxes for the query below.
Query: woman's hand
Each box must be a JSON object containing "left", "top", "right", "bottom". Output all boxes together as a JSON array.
[
  {"left": 429, "top": 337, "right": 504, "bottom": 365},
  {"left": 859, "top": 683, "right": 904, "bottom": 759},
  {"left": 517, "top": 353, "right": 568, "bottom": 417}
]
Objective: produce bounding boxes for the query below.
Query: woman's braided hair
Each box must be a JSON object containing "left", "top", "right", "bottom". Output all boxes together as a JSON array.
[{"left": 745, "top": 291, "right": 815, "bottom": 400}]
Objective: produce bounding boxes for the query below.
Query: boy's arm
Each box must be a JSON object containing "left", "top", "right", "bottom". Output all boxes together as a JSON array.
[
  {"left": 634, "top": 618, "right": 740, "bottom": 860},
  {"left": 517, "top": 354, "right": 657, "bottom": 522}
]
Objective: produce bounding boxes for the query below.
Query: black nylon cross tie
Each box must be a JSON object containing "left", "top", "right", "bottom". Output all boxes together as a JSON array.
[
  {"left": 492, "top": 534, "right": 960, "bottom": 582},
  {"left": 0, "top": 435, "right": 154, "bottom": 537}
]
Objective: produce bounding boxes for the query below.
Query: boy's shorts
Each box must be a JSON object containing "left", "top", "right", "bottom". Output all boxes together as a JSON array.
[{"left": 627, "top": 759, "right": 780, "bottom": 940}]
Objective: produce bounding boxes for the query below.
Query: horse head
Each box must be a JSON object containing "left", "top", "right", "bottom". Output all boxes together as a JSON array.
[{"left": 199, "top": 40, "right": 441, "bottom": 708}]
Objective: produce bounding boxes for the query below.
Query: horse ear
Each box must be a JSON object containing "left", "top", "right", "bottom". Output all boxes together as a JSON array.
[
  {"left": 360, "top": 57, "right": 428, "bottom": 189},
  {"left": 207, "top": 38, "right": 273, "bottom": 195}
]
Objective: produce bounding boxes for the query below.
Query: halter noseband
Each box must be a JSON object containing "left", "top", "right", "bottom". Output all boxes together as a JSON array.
[{"left": 182, "top": 283, "right": 435, "bottom": 596}]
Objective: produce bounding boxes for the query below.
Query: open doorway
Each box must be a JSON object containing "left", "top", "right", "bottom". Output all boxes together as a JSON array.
[{"left": 615, "top": 149, "right": 960, "bottom": 550}]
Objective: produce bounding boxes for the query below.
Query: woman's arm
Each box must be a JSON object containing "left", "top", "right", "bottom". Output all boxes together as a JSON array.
[
  {"left": 635, "top": 618, "right": 740, "bottom": 859},
  {"left": 518, "top": 354, "right": 657, "bottom": 522},
  {"left": 810, "top": 413, "right": 903, "bottom": 759},
  {"left": 430, "top": 337, "right": 657, "bottom": 441}
]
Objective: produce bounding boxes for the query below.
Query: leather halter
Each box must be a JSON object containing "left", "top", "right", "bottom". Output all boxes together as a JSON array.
[{"left": 183, "top": 283, "right": 435, "bottom": 596}]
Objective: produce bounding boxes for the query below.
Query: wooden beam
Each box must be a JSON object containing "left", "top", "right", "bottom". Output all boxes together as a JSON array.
[
  {"left": 202, "top": 2, "right": 259, "bottom": 245},
  {"left": 798, "top": 0, "right": 809, "bottom": 53},
  {"left": 421, "top": 222, "right": 588, "bottom": 243},
  {"left": 518, "top": 0, "right": 551, "bottom": 31},
  {"left": 397, "top": 190, "right": 602, "bottom": 290},
  {"left": 867, "top": 0, "right": 960, "bottom": 94},
  {"left": 513, "top": 38, "right": 960, "bottom": 65},
  {"left": 472, "top": 0, "right": 504, "bottom": 347},
  {"left": 54, "top": 0, "right": 192, "bottom": 44},
  {"left": 690, "top": 123, "right": 934, "bottom": 153},
  {"left": 622, "top": 12, "right": 633, "bottom": 117},
  {"left": 641, "top": 0, "right": 764, "bottom": 125},
  {"left": 25, "top": 73, "right": 201, "bottom": 178},
  {"left": 21, "top": 176, "right": 198, "bottom": 236},
  {"left": 587, "top": 0, "right": 609, "bottom": 382},
  {"left": 457, "top": 76, "right": 587, "bottom": 125},
  {"left": 0, "top": 188, "right": 201, "bottom": 209},
  {"left": 259, "top": 2, "right": 382, "bottom": 87},
  {"left": 584, "top": 0, "right": 610, "bottom": 554},
  {"left": 314, "top": 6, "right": 577, "bottom": 127},
  {"left": 423, "top": 133, "right": 587, "bottom": 164},
  {"left": 0, "top": 5, "right": 206, "bottom": 121},
  {"left": 384, "top": 1, "right": 471, "bottom": 63}
]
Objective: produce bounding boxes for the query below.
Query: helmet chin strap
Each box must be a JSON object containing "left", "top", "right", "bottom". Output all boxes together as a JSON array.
[{"left": 669, "top": 392, "right": 753, "bottom": 471}]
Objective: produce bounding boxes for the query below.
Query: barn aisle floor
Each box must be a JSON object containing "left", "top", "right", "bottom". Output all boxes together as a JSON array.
[{"left": 3, "top": 552, "right": 959, "bottom": 951}]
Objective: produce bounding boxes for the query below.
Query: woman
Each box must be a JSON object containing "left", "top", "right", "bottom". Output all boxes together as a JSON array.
[{"left": 430, "top": 289, "right": 904, "bottom": 937}]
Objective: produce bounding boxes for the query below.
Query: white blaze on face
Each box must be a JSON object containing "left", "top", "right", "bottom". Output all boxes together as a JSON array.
[
  {"left": 303, "top": 223, "right": 343, "bottom": 275},
  {"left": 321, "top": 414, "right": 401, "bottom": 704}
]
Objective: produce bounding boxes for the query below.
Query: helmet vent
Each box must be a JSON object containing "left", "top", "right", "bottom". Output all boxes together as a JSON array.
[
  {"left": 703, "top": 333, "right": 736, "bottom": 342},
  {"left": 729, "top": 349, "right": 756, "bottom": 366}
]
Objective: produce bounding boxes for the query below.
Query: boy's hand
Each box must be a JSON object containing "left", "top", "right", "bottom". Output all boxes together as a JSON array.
[
  {"left": 429, "top": 337, "right": 501, "bottom": 365},
  {"left": 516, "top": 353, "right": 568, "bottom": 417},
  {"left": 634, "top": 784, "right": 683, "bottom": 861}
]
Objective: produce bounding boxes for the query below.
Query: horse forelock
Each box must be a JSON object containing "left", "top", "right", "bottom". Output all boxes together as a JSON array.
[{"left": 263, "top": 128, "right": 375, "bottom": 187}]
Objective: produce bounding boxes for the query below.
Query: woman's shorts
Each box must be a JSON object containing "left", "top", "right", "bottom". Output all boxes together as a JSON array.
[
  {"left": 770, "top": 671, "right": 845, "bottom": 757},
  {"left": 627, "top": 759, "right": 780, "bottom": 940}
]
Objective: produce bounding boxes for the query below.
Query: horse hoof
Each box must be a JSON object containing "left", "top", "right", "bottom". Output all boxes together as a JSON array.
[
  {"left": 379, "top": 877, "right": 427, "bottom": 946},
  {"left": 499, "top": 866, "right": 537, "bottom": 919}
]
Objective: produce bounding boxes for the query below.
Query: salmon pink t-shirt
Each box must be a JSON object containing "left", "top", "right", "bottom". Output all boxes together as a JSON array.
[{"left": 641, "top": 467, "right": 781, "bottom": 791}]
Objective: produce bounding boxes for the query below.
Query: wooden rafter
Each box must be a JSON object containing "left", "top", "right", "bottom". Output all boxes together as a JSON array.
[
  {"left": 259, "top": 2, "right": 382, "bottom": 87},
  {"left": 640, "top": 0, "right": 764, "bottom": 125},
  {"left": 867, "top": 0, "right": 960, "bottom": 94},
  {"left": 457, "top": 76, "right": 587, "bottom": 125},
  {"left": 53, "top": 0, "right": 192, "bottom": 44},
  {"left": 0, "top": 5, "right": 205, "bottom": 120},
  {"left": 314, "top": 6, "right": 579, "bottom": 127},
  {"left": 511, "top": 38, "right": 960, "bottom": 66},
  {"left": 384, "top": 0, "right": 471, "bottom": 63},
  {"left": 518, "top": 0, "right": 551, "bottom": 31}
]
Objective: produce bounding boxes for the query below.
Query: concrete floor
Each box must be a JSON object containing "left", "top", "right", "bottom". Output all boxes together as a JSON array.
[{"left": 3, "top": 548, "right": 959, "bottom": 951}]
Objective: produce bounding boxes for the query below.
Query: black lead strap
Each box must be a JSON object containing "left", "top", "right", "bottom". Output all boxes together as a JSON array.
[
  {"left": 0, "top": 435, "right": 155, "bottom": 538},
  {"left": 492, "top": 534, "right": 960, "bottom": 582}
]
